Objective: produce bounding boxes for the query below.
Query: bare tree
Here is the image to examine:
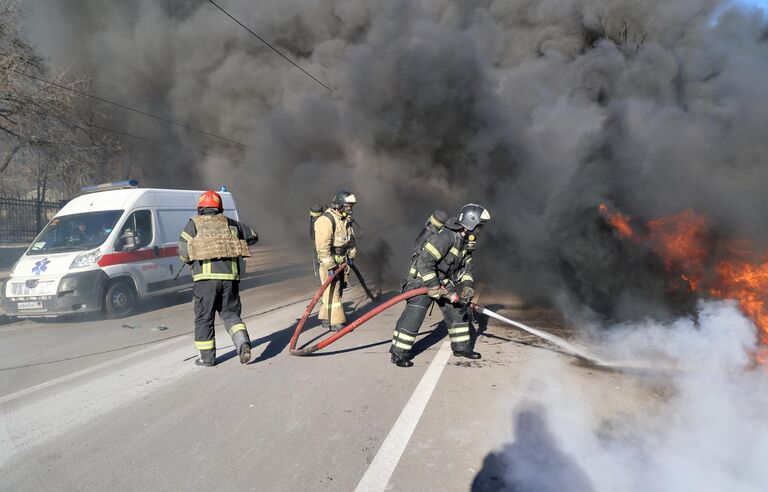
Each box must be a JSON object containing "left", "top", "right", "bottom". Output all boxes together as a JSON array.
[{"left": 0, "top": 0, "right": 125, "bottom": 199}]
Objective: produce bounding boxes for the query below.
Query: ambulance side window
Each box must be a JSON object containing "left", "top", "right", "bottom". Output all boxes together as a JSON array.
[{"left": 115, "top": 210, "right": 154, "bottom": 251}]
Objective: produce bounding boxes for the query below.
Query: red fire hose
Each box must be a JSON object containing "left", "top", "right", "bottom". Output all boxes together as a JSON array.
[
  {"left": 288, "top": 263, "right": 347, "bottom": 353},
  {"left": 288, "top": 266, "right": 428, "bottom": 355}
]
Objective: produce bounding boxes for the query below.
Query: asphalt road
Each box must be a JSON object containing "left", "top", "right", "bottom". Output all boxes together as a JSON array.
[{"left": 0, "top": 248, "right": 652, "bottom": 491}]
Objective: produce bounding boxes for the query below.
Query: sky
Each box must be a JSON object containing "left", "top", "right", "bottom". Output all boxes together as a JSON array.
[{"left": 740, "top": 0, "right": 768, "bottom": 9}]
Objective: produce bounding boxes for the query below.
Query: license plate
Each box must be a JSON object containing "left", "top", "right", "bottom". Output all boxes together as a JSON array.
[{"left": 18, "top": 301, "right": 43, "bottom": 310}]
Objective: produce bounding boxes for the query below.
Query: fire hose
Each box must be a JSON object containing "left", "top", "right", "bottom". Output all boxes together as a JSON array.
[
  {"left": 290, "top": 287, "right": 428, "bottom": 356},
  {"left": 289, "top": 261, "right": 426, "bottom": 355},
  {"left": 289, "top": 265, "right": 607, "bottom": 363}
]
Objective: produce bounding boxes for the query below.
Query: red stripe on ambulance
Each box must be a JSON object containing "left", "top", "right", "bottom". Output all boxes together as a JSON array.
[{"left": 97, "top": 246, "right": 179, "bottom": 267}]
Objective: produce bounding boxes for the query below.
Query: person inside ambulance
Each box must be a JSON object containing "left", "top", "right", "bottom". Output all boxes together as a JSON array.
[
  {"left": 68, "top": 222, "right": 90, "bottom": 244},
  {"left": 178, "top": 190, "right": 259, "bottom": 367},
  {"left": 29, "top": 211, "right": 122, "bottom": 254},
  {"left": 99, "top": 223, "right": 113, "bottom": 241}
]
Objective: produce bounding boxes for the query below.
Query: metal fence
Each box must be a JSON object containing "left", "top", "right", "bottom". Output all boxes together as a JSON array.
[{"left": 0, "top": 197, "right": 66, "bottom": 243}]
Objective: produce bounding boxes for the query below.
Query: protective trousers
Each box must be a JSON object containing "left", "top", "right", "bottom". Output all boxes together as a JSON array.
[
  {"left": 390, "top": 280, "right": 472, "bottom": 358},
  {"left": 318, "top": 267, "right": 346, "bottom": 325},
  {"left": 193, "top": 279, "right": 250, "bottom": 364}
]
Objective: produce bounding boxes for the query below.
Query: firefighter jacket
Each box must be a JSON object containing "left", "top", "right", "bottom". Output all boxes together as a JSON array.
[
  {"left": 178, "top": 212, "right": 259, "bottom": 282},
  {"left": 314, "top": 209, "right": 357, "bottom": 270},
  {"left": 411, "top": 226, "right": 474, "bottom": 290}
]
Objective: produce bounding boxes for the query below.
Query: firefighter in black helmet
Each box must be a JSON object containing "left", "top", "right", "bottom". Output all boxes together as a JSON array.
[
  {"left": 390, "top": 204, "right": 491, "bottom": 367},
  {"left": 314, "top": 190, "right": 358, "bottom": 331}
]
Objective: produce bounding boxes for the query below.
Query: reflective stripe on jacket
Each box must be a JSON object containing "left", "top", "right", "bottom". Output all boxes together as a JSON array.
[{"left": 413, "top": 227, "right": 474, "bottom": 289}]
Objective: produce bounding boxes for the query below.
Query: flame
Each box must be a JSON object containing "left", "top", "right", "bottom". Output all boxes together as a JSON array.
[
  {"left": 599, "top": 203, "right": 635, "bottom": 238},
  {"left": 713, "top": 258, "right": 768, "bottom": 359},
  {"left": 646, "top": 211, "right": 708, "bottom": 291},
  {"left": 598, "top": 203, "right": 768, "bottom": 364}
]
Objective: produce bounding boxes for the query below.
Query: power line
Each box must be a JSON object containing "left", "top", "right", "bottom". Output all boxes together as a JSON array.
[
  {"left": 88, "top": 123, "right": 247, "bottom": 165},
  {"left": 206, "top": 0, "right": 333, "bottom": 94},
  {"left": 3, "top": 66, "right": 256, "bottom": 150}
]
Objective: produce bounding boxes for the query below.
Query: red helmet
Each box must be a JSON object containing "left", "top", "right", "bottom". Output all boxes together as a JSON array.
[{"left": 197, "top": 190, "right": 223, "bottom": 210}]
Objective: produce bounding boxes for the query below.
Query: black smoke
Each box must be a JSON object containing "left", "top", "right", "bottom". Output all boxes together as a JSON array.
[{"left": 22, "top": 0, "right": 768, "bottom": 320}]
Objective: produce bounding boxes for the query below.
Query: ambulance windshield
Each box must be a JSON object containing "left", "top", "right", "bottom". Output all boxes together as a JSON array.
[{"left": 27, "top": 210, "right": 124, "bottom": 255}]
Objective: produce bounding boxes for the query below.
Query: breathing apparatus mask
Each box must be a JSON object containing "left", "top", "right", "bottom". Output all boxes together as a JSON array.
[
  {"left": 466, "top": 225, "right": 482, "bottom": 251},
  {"left": 340, "top": 203, "right": 354, "bottom": 218}
]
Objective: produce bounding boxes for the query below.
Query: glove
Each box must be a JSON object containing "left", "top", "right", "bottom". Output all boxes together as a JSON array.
[
  {"left": 347, "top": 257, "right": 354, "bottom": 266},
  {"left": 327, "top": 268, "right": 336, "bottom": 278},
  {"left": 427, "top": 285, "right": 445, "bottom": 300},
  {"left": 443, "top": 286, "right": 460, "bottom": 304},
  {"left": 460, "top": 285, "right": 475, "bottom": 304}
]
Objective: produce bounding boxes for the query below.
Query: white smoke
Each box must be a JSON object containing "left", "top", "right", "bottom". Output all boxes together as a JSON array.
[{"left": 485, "top": 300, "right": 768, "bottom": 491}]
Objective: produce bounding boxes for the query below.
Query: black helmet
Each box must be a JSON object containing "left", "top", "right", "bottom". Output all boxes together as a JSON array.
[
  {"left": 331, "top": 190, "right": 357, "bottom": 209},
  {"left": 457, "top": 204, "right": 491, "bottom": 231}
]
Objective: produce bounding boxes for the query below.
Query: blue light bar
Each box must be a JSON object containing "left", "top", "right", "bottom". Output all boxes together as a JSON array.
[{"left": 81, "top": 179, "right": 139, "bottom": 193}]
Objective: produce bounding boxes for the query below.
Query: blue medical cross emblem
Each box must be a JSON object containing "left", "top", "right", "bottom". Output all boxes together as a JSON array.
[{"left": 32, "top": 258, "right": 50, "bottom": 276}]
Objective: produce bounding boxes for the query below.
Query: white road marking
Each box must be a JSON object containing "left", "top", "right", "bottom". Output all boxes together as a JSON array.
[{"left": 355, "top": 341, "right": 453, "bottom": 492}]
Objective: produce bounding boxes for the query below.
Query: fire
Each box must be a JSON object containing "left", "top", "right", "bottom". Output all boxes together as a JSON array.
[
  {"left": 599, "top": 203, "right": 768, "bottom": 363},
  {"left": 599, "top": 205, "right": 708, "bottom": 291},
  {"left": 713, "top": 258, "right": 768, "bottom": 364},
  {"left": 599, "top": 203, "right": 635, "bottom": 238},
  {"left": 646, "top": 211, "right": 708, "bottom": 291}
]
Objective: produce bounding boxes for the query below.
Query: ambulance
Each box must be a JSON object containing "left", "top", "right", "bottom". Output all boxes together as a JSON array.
[{"left": 2, "top": 181, "right": 240, "bottom": 318}]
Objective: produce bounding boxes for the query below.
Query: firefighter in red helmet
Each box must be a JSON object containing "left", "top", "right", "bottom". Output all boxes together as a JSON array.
[{"left": 178, "top": 190, "right": 259, "bottom": 367}]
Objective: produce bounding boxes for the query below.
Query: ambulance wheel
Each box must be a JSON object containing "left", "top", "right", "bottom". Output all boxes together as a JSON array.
[{"left": 104, "top": 280, "right": 136, "bottom": 318}]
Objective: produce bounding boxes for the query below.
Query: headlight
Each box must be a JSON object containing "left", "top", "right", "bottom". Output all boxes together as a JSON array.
[{"left": 70, "top": 249, "right": 102, "bottom": 269}]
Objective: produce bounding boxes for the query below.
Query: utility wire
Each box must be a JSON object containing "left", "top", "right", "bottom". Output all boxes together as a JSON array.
[
  {"left": 206, "top": 0, "right": 333, "bottom": 94},
  {"left": 88, "top": 123, "right": 247, "bottom": 165},
  {"left": 3, "top": 66, "right": 256, "bottom": 150}
]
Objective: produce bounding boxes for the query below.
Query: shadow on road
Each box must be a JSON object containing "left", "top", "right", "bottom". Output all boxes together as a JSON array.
[
  {"left": 471, "top": 405, "right": 595, "bottom": 492},
  {"left": 289, "top": 290, "right": 453, "bottom": 358},
  {"left": 290, "top": 289, "right": 400, "bottom": 353},
  {"left": 216, "top": 317, "right": 327, "bottom": 365},
  {"left": 411, "top": 321, "right": 447, "bottom": 358}
]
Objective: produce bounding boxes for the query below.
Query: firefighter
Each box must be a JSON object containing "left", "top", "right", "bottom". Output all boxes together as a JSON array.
[
  {"left": 314, "top": 190, "right": 358, "bottom": 331},
  {"left": 178, "top": 190, "right": 259, "bottom": 367},
  {"left": 389, "top": 203, "right": 491, "bottom": 367}
]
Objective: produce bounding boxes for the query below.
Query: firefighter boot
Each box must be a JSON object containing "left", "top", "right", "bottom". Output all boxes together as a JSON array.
[
  {"left": 232, "top": 330, "right": 252, "bottom": 364},
  {"left": 453, "top": 350, "right": 481, "bottom": 360},
  {"left": 195, "top": 351, "right": 215, "bottom": 367},
  {"left": 330, "top": 323, "right": 344, "bottom": 332},
  {"left": 321, "top": 319, "right": 331, "bottom": 330},
  {"left": 391, "top": 352, "right": 414, "bottom": 367}
]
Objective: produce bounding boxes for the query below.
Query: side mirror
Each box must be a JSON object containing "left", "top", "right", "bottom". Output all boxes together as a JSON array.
[{"left": 121, "top": 231, "right": 140, "bottom": 252}]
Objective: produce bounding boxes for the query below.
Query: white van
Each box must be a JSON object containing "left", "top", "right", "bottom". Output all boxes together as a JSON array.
[{"left": 2, "top": 182, "right": 240, "bottom": 318}]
